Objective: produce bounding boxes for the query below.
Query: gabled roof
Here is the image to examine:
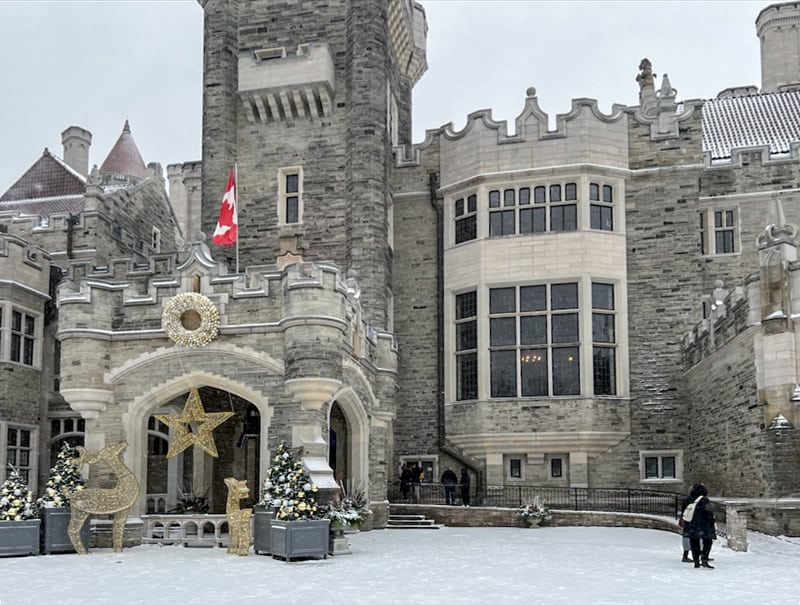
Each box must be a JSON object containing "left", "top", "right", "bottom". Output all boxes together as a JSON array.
[
  {"left": 0, "top": 149, "right": 86, "bottom": 202},
  {"left": 702, "top": 89, "right": 800, "bottom": 160},
  {"left": 0, "top": 194, "right": 85, "bottom": 217},
  {"left": 100, "top": 120, "right": 147, "bottom": 179}
]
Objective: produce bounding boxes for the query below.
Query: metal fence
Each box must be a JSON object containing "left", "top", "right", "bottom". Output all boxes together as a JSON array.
[{"left": 389, "top": 482, "right": 682, "bottom": 517}]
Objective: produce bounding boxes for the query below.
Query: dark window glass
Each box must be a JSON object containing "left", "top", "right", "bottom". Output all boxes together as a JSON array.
[
  {"left": 592, "top": 283, "right": 614, "bottom": 310},
  {"left": 519, "top": 188, "right": 530, "bottom": 205},
  {"left": 286, "top": 197, "right": 299, "bottom": 223},
  {"left": 286, "top": 174, "right": 299, "bottom": 193},
  {"left": 552, "top": 347, "right": 580, "bottom": 395},
  {"left": 602, "top": 185, "right": 613, "bottom": 203},
  {"left": 490, "top": 317, "right": 516, "bottom": 346},
  {"left": 534, "top": 186, "right": 546, "bottom": 204},
  {"left": 490, "top": 288, "right": 516, "bottom": 314},
  {"left": 551, "top": 283, "right": 578, "bottom": 310},
  {"left": 520, "top": 285, "right": 546, "bottom": 312},
  {"left": 533, "top": 207, "right": 546, "bottom": 232},
  {"left": 510, "top": 459, "right": 522, "bottom": 478},
  {"left": 457, "top": 322, "right": 477, "bottom": 350},
  {"left": 64, "top": 419, "right": 74, "bottom": 433},
  {"left": 644, "top": 457, "right": 659, "bottom": 479},
  {"left": 551, "top": 458, "right": 563, "bottom": 478},
  {"left": 520, "top": 315, "right": 546, "bottom": 345},
  {"left": 662, "top": 456, "right": 676, "bottom": 478},
  {"left": 565, "top": 183, "right": 577, "bottom": 201},
  {"left": 590, "top": 205, "right": 613, "bottom": 231},
  {"left": 467, "top": 195, "right": 477, "bottom": 213},
  {"left": 593, "top": 346, "right": 616, "bottom": 395},
  {"left": 489, "top": 190, "right": 501, "bottom": 208},
  {"left": 716, "top": 230, "right": 734, "bottom": 253},
  {"left": 520, "top": 208, "right": 533, "bottom": 234},
  {"left": 551, "top": 205, "right": 577, "bottom": 232},
  {"left": 490, "top": 350, "right": 517, "bottom": 397},
  {"left": 455, "top": 198, "right": 464, "bottom": 217},
  {"left": 456, "top": 292, "right": 477, "bottom": 319},
  {"left": 550, "top": 185, "right": 561, "bottom": 202},
  {"left": 590, "top": 183, "right": 599, "bottom": 201},
  {"left": 520, "top": 349, "right": 548, "bottom": 396},
  {"left": 504, "top": 189, "right": 515, "bottom": 207},
  {"left": 457, "top": 353, "right": 477, "bottom": 400},
  {"left": 455, "top": 215, "right": 477, "bottom": 243},
  {"left": 592, "top": 314, "right": 615, "bottom": 343},
  {"left": 552, "top": 313, "right": 579, "bottom": 343},
  {"left": 489, "top": 210, "right": 515, "bottom": 236}
]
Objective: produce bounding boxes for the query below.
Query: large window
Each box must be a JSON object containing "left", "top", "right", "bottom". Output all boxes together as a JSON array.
[
  {"left": 592, "top": 283, "right": 617, "bottom": 395},
  {"left": 455, "top": 195, "right": 477, "bottom": 244},
  {"left": 10, "top": 309, "right": 36, "bottom": 366},
  {"left": 5, "top": 425, "right": 35, "bottom": 484},
  {"left": 589, "top": 183, "right": 614, "bottom": 231},
  {"left": 489, "top": 283, "right": 580, "bottom": 397},
  {"left": 700, "top": 207, "right": 737, "bottom": 255},
  {"left": 278, "top": 167, "right": 303, "bottom": 225},
  {"left": 455, "top": 291, "right": 478, "bottom": 401}
]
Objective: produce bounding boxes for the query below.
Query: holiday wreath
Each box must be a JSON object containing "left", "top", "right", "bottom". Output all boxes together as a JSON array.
[{"left": 162, "top": 292, "right": 220, "bottom": 347}]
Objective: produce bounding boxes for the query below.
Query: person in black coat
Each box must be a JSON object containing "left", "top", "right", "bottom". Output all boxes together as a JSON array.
[
  {"left": 683, "top": 483, "right": 716, "bottom": 569},
  {"left": 441, "top": 468, "right": 458, "bottom": 505},
  {"left": 678, "top": 493, "right": 693, "bottom": 563},
  {"left": 459, "top": 467, "right": 470, "bottom": 506}
]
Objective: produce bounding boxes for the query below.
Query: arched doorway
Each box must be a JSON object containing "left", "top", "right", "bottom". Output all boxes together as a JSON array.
[
  {"left": 145, "top": 387, "right": 261, "bottom": 513},
  {"left": 329, "top": 401, "right": 349, "bottom": 484}
]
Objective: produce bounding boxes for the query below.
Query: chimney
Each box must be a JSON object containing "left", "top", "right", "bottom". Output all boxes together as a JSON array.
[{"left": 61, "top": 126, "right": 92, "bottom": 177}]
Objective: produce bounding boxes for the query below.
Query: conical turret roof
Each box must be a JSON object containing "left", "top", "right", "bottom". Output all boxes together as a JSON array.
[{"left": 100, "top": 120, "right": 146, "bottom": 179}]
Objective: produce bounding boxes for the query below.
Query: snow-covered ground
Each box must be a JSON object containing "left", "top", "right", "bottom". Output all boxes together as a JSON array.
[{"left": 3, "top": 526, "right": 799, "bottom": 605}]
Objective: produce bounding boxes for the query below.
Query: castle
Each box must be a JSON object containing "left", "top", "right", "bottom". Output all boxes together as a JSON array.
[{"left": 1, "top": 0, "right": 799, "bottom": 535}]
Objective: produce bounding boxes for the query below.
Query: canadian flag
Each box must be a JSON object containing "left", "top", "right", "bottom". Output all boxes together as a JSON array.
[{"left": 212, "top": 168, "right": 237, "bottom": 245}]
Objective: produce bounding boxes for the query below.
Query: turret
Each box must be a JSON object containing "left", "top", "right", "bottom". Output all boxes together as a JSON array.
[
  {"left": 61, "top": 126, "right": 92, "bottom": 177},
  {"left": 757, "top": 2, "right": 800, "bottom": 92}
]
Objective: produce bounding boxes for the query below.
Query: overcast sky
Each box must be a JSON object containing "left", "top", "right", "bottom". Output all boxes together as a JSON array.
[{"left": 0, "top": 0, "right": 766, "bottom": 193}]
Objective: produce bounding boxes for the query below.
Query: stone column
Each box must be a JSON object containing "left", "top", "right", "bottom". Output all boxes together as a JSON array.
[{"left": 725, "top": 504, "right": 752, "bottom": 552}]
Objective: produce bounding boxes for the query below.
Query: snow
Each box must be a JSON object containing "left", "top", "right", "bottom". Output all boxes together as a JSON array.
[{"left": 3, "top": 526, "right": 799, "bottom": 605}]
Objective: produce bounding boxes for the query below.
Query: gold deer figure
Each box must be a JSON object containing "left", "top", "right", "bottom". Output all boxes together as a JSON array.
[
  {"left": 224, "top": 477, "right": 252, "bottom": 556},
  {"left": 68, "top": 442, "right": 140, "bottom": 554}
]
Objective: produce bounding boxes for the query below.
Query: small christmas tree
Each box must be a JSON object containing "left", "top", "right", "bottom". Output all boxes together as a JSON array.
[
  {"left": 0, "top": 467, "right": 38, "bottom": 521},
  {"left": 259, "top": 441, "right": 320, "bottom": 520},
  {"left": 38, "top": 443, "right": 85, "bottom": 508}
]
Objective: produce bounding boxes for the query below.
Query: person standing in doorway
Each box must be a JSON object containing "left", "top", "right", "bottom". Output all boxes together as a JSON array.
[
  {"left": 399, "top": 463, "right": 412, "bottom": 502},
  {"left": 460, "top": 467, "right": 471, "bottom": 506},
  {"left": 441, "top": 468, "right": 458, "bottom": 505}
]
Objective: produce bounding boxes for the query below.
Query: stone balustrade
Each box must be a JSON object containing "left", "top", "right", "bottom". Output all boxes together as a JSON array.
[{"left": 141, "top": 514, "right": 231, "bottom": 547}]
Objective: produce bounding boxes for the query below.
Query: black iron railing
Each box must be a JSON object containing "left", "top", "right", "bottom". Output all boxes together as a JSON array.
[{"left": 390, "top": 482, "right": 682, "bottom": 517}]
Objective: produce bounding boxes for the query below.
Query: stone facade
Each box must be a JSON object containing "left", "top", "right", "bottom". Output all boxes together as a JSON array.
[{"left": 1, "top": 0, "right": 799, "bottom": 537}]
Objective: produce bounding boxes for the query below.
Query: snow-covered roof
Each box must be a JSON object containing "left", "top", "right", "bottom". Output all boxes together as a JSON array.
[{"left": 702, "top": 89, "right": 800, "bottom": 160}]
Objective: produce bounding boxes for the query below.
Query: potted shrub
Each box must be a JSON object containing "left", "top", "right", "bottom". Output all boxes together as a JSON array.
[
  {"left": 324, "top": 481, "right": 370, "bottom": 556},
  {"left": 0, "top": 467, "right": 40, "bottom": 557},
  {"left": 253, "top": 441, "right": 296, "bottom": 555},
  {"left": 37, "top": 443, "right": 89, "bottom": 554},
  {"left": 263, "top": 442, "right": 328, "bottom": 561},
  {"left": 516, "top": 496, "right": 553, "bottom": 528}
]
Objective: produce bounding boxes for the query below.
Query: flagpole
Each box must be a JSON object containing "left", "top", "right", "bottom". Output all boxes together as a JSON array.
[{"left": 234, "top": 161, "right": 239, "bottom": 274}]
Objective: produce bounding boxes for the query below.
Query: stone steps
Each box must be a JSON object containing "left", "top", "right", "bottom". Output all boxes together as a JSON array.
[{"left": 387, "top": 513, "right": 442, "bottom": 530}]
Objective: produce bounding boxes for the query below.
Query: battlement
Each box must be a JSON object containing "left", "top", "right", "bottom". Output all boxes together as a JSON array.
[
  {"left": 683, "top": 282, "right": 750, "bottom": 368},
  {"left": 0, "top": 232, "right": 51, "bottom": 296}
]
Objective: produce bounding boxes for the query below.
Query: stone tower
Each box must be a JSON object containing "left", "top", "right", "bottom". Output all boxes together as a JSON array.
[
  {"left": 757, "top": 1, "right": 800, "bottom": 92},
  {"left": 198, "top": 0, "right": 427, "bottom": 329}
]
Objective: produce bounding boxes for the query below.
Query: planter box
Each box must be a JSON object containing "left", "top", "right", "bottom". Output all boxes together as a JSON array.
[
  {"left": 0, "top": 519, "right": 40, "bottom": 557},
  {"left": 270, "top": 519, "right": 329, "bottom": 561},
  {"left": 40, "top": 507, "right": 90, "bottom": 554},
  {"left": 253, "top": 507, "right": 274, "bottom": 555}
]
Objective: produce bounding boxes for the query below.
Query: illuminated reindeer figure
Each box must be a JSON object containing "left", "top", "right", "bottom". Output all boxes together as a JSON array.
[
  {"left": 68, "top": 442, "right": 140, "bottom": 554},
  {"left": 224, "top": 477, "right": 252, "bottom": 556}
]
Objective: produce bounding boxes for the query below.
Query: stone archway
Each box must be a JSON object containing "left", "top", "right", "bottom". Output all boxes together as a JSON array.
[
  {"left": 122, "top": 371, "right": 273, "bottom": 515},
  {"left": 327, "top": 386, "right": 369, "bottom": 494}
]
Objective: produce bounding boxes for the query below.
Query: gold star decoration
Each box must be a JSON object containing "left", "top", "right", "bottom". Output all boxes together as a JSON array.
[{"left": 154, "top": 388, "right": 235, "bottom": 459}]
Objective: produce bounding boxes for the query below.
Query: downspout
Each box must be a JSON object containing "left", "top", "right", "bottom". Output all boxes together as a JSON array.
[
  {"left": 429, "top": 173, "right": 484, "bottom": 501},
  {"left": 66, "top": 213, "right": 79, "bottom": 259}
]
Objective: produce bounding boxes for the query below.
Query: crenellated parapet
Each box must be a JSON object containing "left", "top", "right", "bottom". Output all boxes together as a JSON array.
[
  {"left": 55, "top": 237, "right": 394, "bottom": 404},
  {"left": 682, "top": 282, "right": 750, "bottom": 368}
]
